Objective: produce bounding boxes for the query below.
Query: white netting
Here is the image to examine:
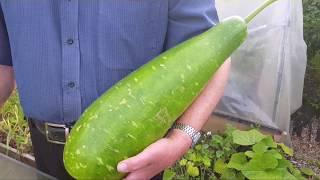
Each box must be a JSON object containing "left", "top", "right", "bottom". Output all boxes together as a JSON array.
[{"left": 214, "top": 0, "right": 307, "bottom": 134}]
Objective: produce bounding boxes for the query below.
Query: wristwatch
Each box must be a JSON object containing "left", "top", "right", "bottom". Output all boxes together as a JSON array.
[{"left": 171, "top": 123, "right": 201, "bottom": 147}]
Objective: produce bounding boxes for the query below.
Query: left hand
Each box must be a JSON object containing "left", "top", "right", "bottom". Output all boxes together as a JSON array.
[{"left": 117, "top": 130, "right": 192, "bottom": 180}]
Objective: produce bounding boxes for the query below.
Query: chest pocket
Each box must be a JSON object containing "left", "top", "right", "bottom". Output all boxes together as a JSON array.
[{"left": 98, "top": 0, "right": 163, "bottom": 70}]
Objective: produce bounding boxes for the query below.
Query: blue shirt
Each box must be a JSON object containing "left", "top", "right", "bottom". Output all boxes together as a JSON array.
[{"left": 0, "top": 0, "right": 219, "bottom": 124}]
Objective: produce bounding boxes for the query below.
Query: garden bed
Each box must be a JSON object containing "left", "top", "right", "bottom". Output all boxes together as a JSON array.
[
  {"left": 0, "top": 91, "right": 34, "bottom": 167},
  {"left": 1, "top": 93, "right": 319, "bottom": 179}
]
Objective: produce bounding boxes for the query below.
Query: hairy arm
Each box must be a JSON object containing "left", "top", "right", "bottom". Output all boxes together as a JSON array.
[
  {"left": 168, "top": 58, "right": 231, "bottom": 144},
  {"left": 119, "top": 59, "right": 231, "bottom": 180},
  {"left": 117, "top": 1, "right": 228, "bottom": 179}
]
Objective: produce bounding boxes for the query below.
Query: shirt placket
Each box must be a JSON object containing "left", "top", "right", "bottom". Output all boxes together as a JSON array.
[{"left": 60, "top": 0, "right": 81, "bottom": 123}]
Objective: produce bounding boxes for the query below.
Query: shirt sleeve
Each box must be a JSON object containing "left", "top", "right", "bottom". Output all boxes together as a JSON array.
[
  {"left": 0, "top": 4, "right": 12, "bottom": 66},
  {"left": 165, "top": 0, "right": 219, "bottom": 50}
]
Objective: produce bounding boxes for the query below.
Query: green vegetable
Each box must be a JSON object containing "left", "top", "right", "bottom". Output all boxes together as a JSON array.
[{"left": 63, "top": 0, "right": 278, "bottom": 179}]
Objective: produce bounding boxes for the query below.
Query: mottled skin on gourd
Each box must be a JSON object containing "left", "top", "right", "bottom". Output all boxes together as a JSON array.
[{"left": 63, "top": 17, "right": 247, "bottom": 180}]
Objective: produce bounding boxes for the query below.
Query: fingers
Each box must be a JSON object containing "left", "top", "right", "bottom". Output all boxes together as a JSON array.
[
  {"left": 117, "top": 149, "right": 153, "bottom": 173},
  {"left": 124, "top": 164, "right": 163, "bottom": 180}
]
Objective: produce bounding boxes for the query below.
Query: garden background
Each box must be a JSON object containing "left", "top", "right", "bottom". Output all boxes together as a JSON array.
[{"left": 0, "top": 0, "right": 319, "bottom": 178}]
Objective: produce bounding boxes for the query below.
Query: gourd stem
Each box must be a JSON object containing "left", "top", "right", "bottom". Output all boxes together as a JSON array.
[{"left": 245, "top": 0, "right": 278, "bottom": 23}]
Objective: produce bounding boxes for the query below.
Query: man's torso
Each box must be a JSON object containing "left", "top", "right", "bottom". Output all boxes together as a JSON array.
[
  {"left": 1, "top": 1, "right": 169, "bottom": 123},
  {"left": 0, "top": 0, "right": 219, "bottom": 123}
]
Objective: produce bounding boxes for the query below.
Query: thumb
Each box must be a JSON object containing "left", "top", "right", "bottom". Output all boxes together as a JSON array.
[{"left": 117, "top": 150, "right": 153, "bottom": 173}]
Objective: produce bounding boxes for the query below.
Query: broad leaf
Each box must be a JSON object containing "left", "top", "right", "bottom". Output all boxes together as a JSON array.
[
  {"left": 195, "top": 144, "right": 202, "bottom": 151},
  {"left": 245, "top": 151, "right": 255, "bottom": 158},
  {"left": 278, "top": 143, "right": 293, "bottom": 156},
  {"left": 221, "top": 169, "right": 237, "bottom": 180},
  {"left": 179, "top": 159, "right": 187, "bottom": 166},
  {"left": 227, "top": 152, "right": 247, "bottom": 170},
  {"left": 300, "top": 167, "right": 315, "bottom": 176},
  {"left": 236, "top": 172, "right": 246, "bottom": 180},
  {"left": 253, "top": 142, "right": 268, "bottom": 153},
  {"left": 242, "top": 168, "right": 297, "bottom": 180},
  {"left": 232, "top": 129, "right": 266, "bottom": 146},
  {"left": 277, "top": 158, "right": 290, "bottom": 168},
  {"left": 202, "top": 156, "right": 211, "bottom": 167},
  {"left": 261, "top": 136, "right": 277, "bottom": 148},
  {"left": 243, "top": 153, "right": 278, "bottom": 171},
  {"left": 163, "top": 169, "right": 176, "bottom": 180},
  {"left": 216, "top": 150, "right": 224, "bottom": 158},
  {"left": 291, "top": 168, "right": 306, "bottom": 180},
  {"left": 266, "top": 149, "right": 283, "bottom": 159},
  {"left": 187, "top": 165, "right": 199, "bottom": 177},
  {"left": 214, "top": 159, "right": 227, "bottom": 174},
  {"left": 211, "top": 135, "right": 223, "bottom": 146}
]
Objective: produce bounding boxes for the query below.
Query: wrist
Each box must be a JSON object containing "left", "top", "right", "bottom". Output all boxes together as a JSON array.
[
  {"left": 170, "top": 122, "right": 202, "bottom": 147},
  {"left": 166, "top": 129, "right": 192, "bottom": 149}
]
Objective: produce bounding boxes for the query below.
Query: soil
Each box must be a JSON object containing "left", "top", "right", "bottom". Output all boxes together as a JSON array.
[
  {"left": 0, "top": 131, "right": 17, "bottom": 149},
  {"left": 0, "top": 130, "right": 33, "bottom": 155},
  {"left": 291, "top": 121, "right": 320, "bottom": 176}
]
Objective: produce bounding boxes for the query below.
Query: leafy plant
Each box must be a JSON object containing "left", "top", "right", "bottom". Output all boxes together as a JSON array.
[
  {"left": 164, "top": 126, "right": 315, "bottom": 180},
  {"left": 0, "top": 91, "right": 31, "bottom": 155}
]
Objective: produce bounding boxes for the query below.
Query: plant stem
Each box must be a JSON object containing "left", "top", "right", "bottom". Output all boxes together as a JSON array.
[{"left": 245, "top": 0, "right": 278, "bottom": 23}]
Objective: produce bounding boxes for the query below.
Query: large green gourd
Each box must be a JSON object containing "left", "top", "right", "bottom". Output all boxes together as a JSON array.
[{"left": 63, "top": 0, "right": 277, "bottom": 179}]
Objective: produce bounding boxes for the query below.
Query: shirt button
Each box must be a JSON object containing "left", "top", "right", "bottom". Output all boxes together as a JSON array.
[
  {"left": 67, "top": 39, "right": 74, "bottom": 45},
  {"left": 67, "top": 81, "right": 75, "bottom": 88}
]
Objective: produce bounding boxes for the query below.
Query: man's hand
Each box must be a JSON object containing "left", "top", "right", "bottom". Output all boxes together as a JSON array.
[
  {"left": 117, "top": 130, "right": 192, "bottom": 180},
  {"left": 117, "top": 59, "right": 231, "bottom": 180},
  {"left": 0, "top": 65, "right": 15, "bottom": 108}
]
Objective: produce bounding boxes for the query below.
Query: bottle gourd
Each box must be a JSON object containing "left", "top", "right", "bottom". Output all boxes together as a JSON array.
[{"left": 63, "top": 0, "right": 278, "bottom": 179}]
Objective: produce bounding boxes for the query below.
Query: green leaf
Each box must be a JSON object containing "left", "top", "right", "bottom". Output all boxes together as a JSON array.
[
  {"left": 202, "top": 156, "right": 211, "bottom": 167},
  {"left": 187, "top": 165, "right": 199, "bottom": 177},
  {"left": 225, "top": 124, "right": 237, "bottom": 135},
  {"left": 278, "top": 143, "right": 293, "bottom": 156},
  {"left": 242, "top": 168, "right": 297, "bottom": 180},
  {"left": 261, "top": 136, "right": 277, "bottom": 148},
  {"left": 243, "top": 153, "right": 278, "bottom": 171},
  {"left": 232, "top": 129, "right": 266, "bottom": 146},
  {"left": 163, "top": 169, "right": 176, "bottom": 180},
  {"left": 203, "top": 144, "right": 209, "bottom": 149},
  {"left": 195, "top": 144, "right": 202, "bottom": 151},
  {"left": 300, "top": 167, "right": 315, "bottom": 176},
  {"left": 266, "top": 149, "right": 283, "bottom": 159},
  {"left": 292, "top": 169, "right": 306, "bottom": 180},
  {"left": 214, "top": 159, "right": 227, "bottom": 174},
  {"left": 227, "top": 152, "right": 247, "bottom": 170},
  {"left": 277, "top": 159, "right": 290, "bottom": 168},
  {"left": 211, "top": 135, "right": 224, "bottom": 146},
  {"left": 209, "top": 176, "right": 218, "bottom": 180},
  {"left": 186, "top": 161, "right": 194, "bottom": 167},
  {"left": 194, "top": 154, "right": 203, "bottom": 162},
  {"left": 253, "top": 142, "right": 268, "bottom": 153},
  {"left": 245, "top": 151, "right": 255, "bottom": 158},
  {"left": 221, "top": 169, "right": 237, "bottom": 180},
  {"left": 186, "top": 153, "right": 197, "bottom": 162},
  {"left": 216, "top": 150, "right": 224, "bottom": 158},
  {"left": 291, "top": 168, "right": 301, "bottom": 177},
  {"left": 179, "top": 159, "right": 187, "bottom": 166}
]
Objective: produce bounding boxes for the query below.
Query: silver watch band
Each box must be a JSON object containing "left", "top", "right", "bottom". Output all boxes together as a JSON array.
[{"left": 171, "top": 123, "right": 201, "bottom": 147}]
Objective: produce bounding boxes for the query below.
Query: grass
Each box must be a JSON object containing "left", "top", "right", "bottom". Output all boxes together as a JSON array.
[{"left": 0, "top": 90, "right": 32, "bottom": 155}]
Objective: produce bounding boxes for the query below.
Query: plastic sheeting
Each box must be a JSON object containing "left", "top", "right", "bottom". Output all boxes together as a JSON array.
[{"left": 214, "top": 0, "right": 307, "bottom": 134}]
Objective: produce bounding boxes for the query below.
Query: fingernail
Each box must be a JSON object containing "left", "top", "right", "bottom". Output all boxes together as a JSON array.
[{"left": 117, "top": 163, "right": 128, "bottom": 172}]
